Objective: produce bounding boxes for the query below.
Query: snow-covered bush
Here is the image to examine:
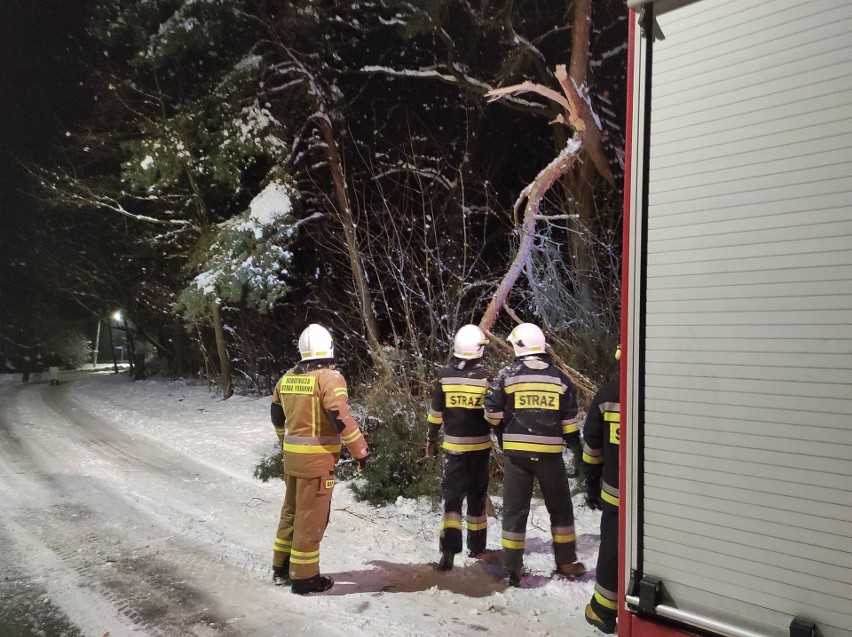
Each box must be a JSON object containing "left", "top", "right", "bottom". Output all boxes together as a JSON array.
[
  {"left": 51, "top": 331, "right": 93, "bottom": 369},
  {"left": 176, "top": 181, "right": 298, "bottom": 322},
  {"left": 350, "top": 375, "right": 442, "bottom": 506}
]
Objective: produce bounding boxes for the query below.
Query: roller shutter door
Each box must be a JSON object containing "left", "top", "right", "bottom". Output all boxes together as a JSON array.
[{"left": 638, "top": 1, "right": 852, "bottom": 635}]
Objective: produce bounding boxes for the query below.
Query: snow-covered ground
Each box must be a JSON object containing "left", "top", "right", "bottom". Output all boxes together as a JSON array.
[{"left": 0, "top": 368, "right": 603, "bottom": 636}]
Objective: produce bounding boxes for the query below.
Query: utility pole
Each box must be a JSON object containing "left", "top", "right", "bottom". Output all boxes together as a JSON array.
[{"left": 93, "top": 319, "right": 101, "bottom": 367}]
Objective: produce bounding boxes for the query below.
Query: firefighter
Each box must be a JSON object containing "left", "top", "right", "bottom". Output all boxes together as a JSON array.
[
  {"left": 583, "top": 346, "right": 621, "bottom": 634},
  {"left": 425, "top": 324, "right": 493, "bottom": 570},
  {"left": 270, "top": 324, "right": 370, "bottom": 595},
  {"left": 484, "top": 323, "right": 586, "bottom": 586}
]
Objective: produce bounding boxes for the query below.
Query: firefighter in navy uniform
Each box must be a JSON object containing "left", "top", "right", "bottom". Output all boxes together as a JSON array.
[
  {"left": 484, "top": 323, "right": 586, "bottom": 586},
  {"left": 270, "top": 324, "right": 370, "bottom": 595},
  {"left": 425, "top": 324, "right": 493, "bottom": 571},
  {"left": 582, "top": 346, "right": 621, "bottom": 634}
]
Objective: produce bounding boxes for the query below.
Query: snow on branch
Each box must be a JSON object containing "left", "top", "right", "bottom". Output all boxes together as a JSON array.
[
  {"left": 360, "top": 64, "right": 488, "bottom": 86},
  {"left": 373, "top": 164, "right": 456, "bottom": 190},
  {"left": 359, "top": 66, "right": 543, "bottom": 110},
  {"left": 34, "top": 166, "right": 196, "bottom": 229}
]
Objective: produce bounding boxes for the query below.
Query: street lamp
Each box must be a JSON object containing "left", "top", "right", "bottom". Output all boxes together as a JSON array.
[
  {"left": 106, "top": 310, "right": 122, "bottom": 373},
  {"left": 112, "top": 311, "right": 126, "bottom": 364}
]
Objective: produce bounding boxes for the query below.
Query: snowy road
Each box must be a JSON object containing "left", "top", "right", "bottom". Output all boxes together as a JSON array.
[{"left": 0, "top": 370, "right": 603, "bottom": 637}]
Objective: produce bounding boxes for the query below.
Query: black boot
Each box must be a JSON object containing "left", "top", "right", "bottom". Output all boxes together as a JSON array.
[
  {"left": 507, "top": 569, "right": 524, "bottom": 587},
  {"left": 437, "top": 552, "right": 455, "bottom": 571},
  {"left": 291, "top": 575, "right": 334, "bottom": 595},
  {"left": 272, "top": 565, "right": 290, "bottom": 586},
  {"left": 585, "top": 604, "right": 616, "bottom": 634}
]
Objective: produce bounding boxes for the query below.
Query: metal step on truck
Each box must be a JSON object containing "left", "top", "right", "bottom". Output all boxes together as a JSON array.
[{"left": 619, "top": 1, "right": 852, "bottom": 637}]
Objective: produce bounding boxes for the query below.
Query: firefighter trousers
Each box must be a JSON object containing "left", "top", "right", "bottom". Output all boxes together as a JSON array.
[
  {"left": 273, "top": 470, "right": 335, "bottom": 581},
  {"left": 501, "top": 454, "right": 577, "bottom": 572},
  {"left": 590, "top": 499, "right": 618, "bottom": 623},
  {"left": 440, "top": 449, "right": 490, "bottom": 555}
]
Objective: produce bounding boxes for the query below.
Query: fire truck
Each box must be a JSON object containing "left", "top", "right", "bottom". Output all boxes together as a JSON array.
[{"left": 619, "top": 2, "right": 852, "bottom": 637}]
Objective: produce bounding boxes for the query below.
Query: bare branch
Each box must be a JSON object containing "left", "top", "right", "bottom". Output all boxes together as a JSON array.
[
  {"left": 33, "top": 167, "right": 196, "bottom": 229},
  {"left": 479, "top": 135, "right": 583, "bottom": 332}
]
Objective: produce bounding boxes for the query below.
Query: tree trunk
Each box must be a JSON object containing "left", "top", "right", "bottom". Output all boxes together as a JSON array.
[
  {"left": 569, "top": 0, "right": 592, "bottom": 86},
  {"left": 258, "top": 16, "right": 389, "bottom": 374},
  {"left": 171, "top": 321, "right": 186, "bottom": 377},
  {"left": 210, "top": 301, "right": 233, "bottom": 399},
  {"left": 316, "top": 116, "right": 389, "bottom": 374},
  {"left": 564, "top": 0, "right": 602, "bottom": 280},
  {"left": 133, "top": 354, "right": 147, "bottom": 380},
  {"left": 481, "top": 0, "right": 611, "bottom": 334},
  {"left": 124, "top": 319, "right": 136, "bottom": 378},
  {"left": 108, "top": 318, "right": 119, "bottom": 374}
]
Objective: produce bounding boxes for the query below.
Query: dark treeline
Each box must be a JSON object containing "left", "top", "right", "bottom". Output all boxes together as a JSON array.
[{"left": 2, "top": 1, "right": 627, "bottom": 411}]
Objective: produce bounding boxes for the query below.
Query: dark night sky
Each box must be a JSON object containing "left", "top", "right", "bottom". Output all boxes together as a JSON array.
[
  {"left": 0, "top": 0, "right": 88, "bottom": 338},
  {"left": 1, "top": 1, "right": 91, "bottom": 333},
  {"left": 0, "top": 1, "right": 90, "bottom": 235}
]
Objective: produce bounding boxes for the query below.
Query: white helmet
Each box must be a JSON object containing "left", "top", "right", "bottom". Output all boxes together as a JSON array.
[
  {"left": 508, "top": 323, "right": 546, "bottom": 357},
  {"left": 453, "top": 324, "right": 489, "bottom": 360},
  {"left": 298, "top": 324, "right": 334, "bottom": 361}
]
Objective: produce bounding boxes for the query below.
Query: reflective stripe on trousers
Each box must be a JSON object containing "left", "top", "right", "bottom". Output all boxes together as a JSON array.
[{"left": 273, "top": 471, "right": 335, "bottom": 580}]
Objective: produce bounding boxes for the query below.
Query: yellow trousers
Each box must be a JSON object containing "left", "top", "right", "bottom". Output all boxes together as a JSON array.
[{"left": 273, "top": 470, "right": 335, "bottom": 580}]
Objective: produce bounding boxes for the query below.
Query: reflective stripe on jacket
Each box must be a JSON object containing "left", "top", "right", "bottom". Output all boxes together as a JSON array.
[
  {"left": 271, "top": 362, "right": 367, "bottom": 478},
  {"left": 426, "top": 359, "right": 492, "bottom": 453},
  {"left": 484, "top": 356, "right": 579, "bottom": 458},
  {"left": 582, "top": 377, "right": 620, "bottom": 506}
]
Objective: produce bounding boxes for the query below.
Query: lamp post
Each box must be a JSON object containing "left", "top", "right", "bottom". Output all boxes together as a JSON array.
[
  {"left": 113, "top": 310, "right": 125, "bottom": 364},
  {"left": 112, "top": 310, "right": 137, "bottom": 378}
]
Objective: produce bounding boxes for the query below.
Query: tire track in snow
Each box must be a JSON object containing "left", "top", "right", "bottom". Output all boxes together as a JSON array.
[{"left": 0, "top": 377, "right": 330, "bottom": 636}]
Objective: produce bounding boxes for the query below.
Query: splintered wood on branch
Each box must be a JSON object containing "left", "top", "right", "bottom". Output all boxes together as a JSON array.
[
  {"left": 476, "top": 132, "right": 596, "bottom": 399},
  {"left": 479, "top": 67, "right": 585, "bottom": 330},
  {"left": 478, "top": 57, "right": 613, "bottom": 399},
  {"left": 477, "top": 89, "right": 584, "bottom": 335},
  {"left": 554, "top": 65, "right": 614, "bottom": 186}
]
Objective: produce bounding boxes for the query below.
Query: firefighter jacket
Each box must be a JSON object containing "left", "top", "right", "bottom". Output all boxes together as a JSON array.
[
  {"left": 426, "top": 358, "right": 492, "bottom": 453},
  {"left": 582, "top": 376, "right": 620, "bottom": 507},
  {"left": 484, "top": 355, "right": 579, "bottom": 458},
  {"left": 271, "top": 360, "right": 368, "bottom": 479}
]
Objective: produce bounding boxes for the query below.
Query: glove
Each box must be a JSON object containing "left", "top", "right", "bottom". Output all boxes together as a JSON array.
[
  {"left": 424, "top": 440, "right": 439, "bottom": 458},
  {"left": 585, "top": 478, "right": 602, "bottom": 511},
  {"left": 564, "top": 431, "right": 581, "bottom": 450},
  {"left": 356, "top": 452, "right": 370, "bottom": 473}
]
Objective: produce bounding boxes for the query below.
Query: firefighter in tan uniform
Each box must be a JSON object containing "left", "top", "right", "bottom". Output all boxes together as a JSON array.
[{"left": 270, "top": 324, "right": 370, "bottom": 595}]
